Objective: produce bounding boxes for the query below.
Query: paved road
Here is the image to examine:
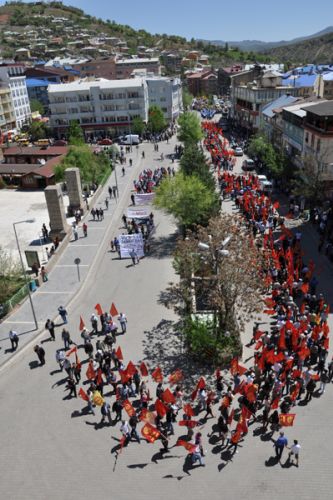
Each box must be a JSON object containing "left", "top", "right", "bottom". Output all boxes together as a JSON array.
[{"left": 0, "top": 133, "right": 332, "bottom": 500}]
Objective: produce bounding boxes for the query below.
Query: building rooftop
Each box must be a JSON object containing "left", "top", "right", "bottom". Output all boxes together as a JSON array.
[
  {"left": 116, "top": 58, "right": 159, "bottom": 65},
  {"left": 283, "top": 74, "right": 317, "bottom": 88},
  {"left": 48, "top": 77, "right": 145, "bottom": 93},
  {"left": 3, "top": 146, "right": 68, "bottom": 157},
  {"left": 302, "top": 100, "right": 333, "bottom": 116},
  {"left": 262, "top": 94, "right": 298, "bottom": 118},
  {"left": 26, "top": 78, "right": 56, "bottom": 87}
]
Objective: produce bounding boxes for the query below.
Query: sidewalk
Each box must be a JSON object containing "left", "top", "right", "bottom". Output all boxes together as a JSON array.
[{"left": 0, "top": 147, "right": 145, "bottom": 366}]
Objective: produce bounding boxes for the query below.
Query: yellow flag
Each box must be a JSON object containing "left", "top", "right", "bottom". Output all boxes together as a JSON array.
[{"left": 93, "top": 390, "right": 105, "bottom": 407}]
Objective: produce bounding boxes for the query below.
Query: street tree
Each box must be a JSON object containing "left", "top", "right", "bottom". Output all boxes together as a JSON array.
[
  {"left": 170, "top": 215, "right": 263, "bottom": 354},
  {"left": 154, "top": 172, "right": 219, "bottom": 232},
  {"left": 68, "top": 119, "right": 85, "bottom": 146},
  {"left": 54, "top": 146, "right": 110, "bottom": 185},
  {"left": 177, "top": 111, "right": 203, "bottom": 145},
  {"left": 182, "top": 88, "right": 193, "bottom": 110},
  {"left": 29, "top": 99, "right": 45, "bottom": 116},
  {"left": 147, "top": 105, "right": 167, "bottom": 133},
  {"left": 247, "top": 133, "right": 282, "bottom": 178},
  {"left": 26, "top": 121, "right": 48, "bottom": 141},
  {"left": 131, "top": 116, "right": 145, "bottom": 136},
  {"left": 180, "top": 143, "right": 216, "bottom": 191}
]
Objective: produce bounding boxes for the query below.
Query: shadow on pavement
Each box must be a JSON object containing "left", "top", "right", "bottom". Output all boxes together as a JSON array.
[
  {"left": 29, "top": 360, "right": 40, "bottom": 369},
  {"left": 149, "top": 231, "right": 178, "bottom": 260},
  {"left": 265, "top": 456, "right": 279, "bottom": 467}
]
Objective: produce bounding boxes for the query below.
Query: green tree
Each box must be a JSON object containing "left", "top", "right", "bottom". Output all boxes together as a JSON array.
[
  {"left": 180, "top": 144, "right": 216, "bottom": 191},
  {"left": 29, "top": 99, "right": 45, "bottom": 115},
  {"left": 54, "top": 146, "right": 110, "bottom": 185},
  {"left": 247, "top": 133, "right": 282, "bottom": 178},
  {"left": 68, "top": 120, "right": 84, "bottom": 146},
  {"left": 131, "top": 116, "right": 145, "bottom": 136},
  {"left": 182, "top": 88, "right": 193, "bottom": 110},
  {"left": 177, "top": 112, "right": 203, "bottom": 146},
  {"left": 147, "top": 105, "right": 167, "bottom": 133},
  {"left": 26, "top": 121, "right": 47, "bottom": 141},
  {"left": 154, "top": 172, "right": 219, "bottom": 231}
]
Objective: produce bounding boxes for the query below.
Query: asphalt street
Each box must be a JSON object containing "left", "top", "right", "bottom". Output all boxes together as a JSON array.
[{"left": 0, "top": 133, "right": 332, "bottom": 500}]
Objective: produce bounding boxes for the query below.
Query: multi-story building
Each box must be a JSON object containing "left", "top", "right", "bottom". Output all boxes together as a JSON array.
[
  {"left": 302, "top": 100, "right": 333, "bottom": 189},
  {"left": 160, "top": 53, "right": 182, "bottom": 74},
  {"left": 115, "top": 58, "right": 161, "bottom": 79},
  {"left": 218, "top": 65, "right": 244, "bottom": 95},
  {"left": 0, "top": 63, "right": 31, "bottom": 129},
  {"left": 231, "top": 71, "right": 299, "bottom": 132},
  {"left": 0, "top": 85, "right": 16, "bottom": 138},
  {"left": 26, "top": 78, "right": 56, "bottom": 115},
  {"left": 261, "top": 94, "right": 299, "bottom": 149},
  {"left": 48, "top": 78, "right": 149, "bottom": 138},
  {"left": 186, "top": 70, "right": 218, "bottom": 96},
  {"left": 146, "top": 76, "right": 182, "bottom": 121}
]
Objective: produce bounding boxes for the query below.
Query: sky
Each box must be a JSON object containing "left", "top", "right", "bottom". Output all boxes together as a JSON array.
[{"left": 15, "top": 0, "right": 333, "bottom": 42}]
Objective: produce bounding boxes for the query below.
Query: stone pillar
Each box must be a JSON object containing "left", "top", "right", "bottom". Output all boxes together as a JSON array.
[
  {"left": 65, "top": 167, "right": 83, "bottom": 213},
  {"left": 44, "top": 185, "right": 69, "bottom": 240}
]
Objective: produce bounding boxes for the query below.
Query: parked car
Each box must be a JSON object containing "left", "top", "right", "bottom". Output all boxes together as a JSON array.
[
  {"left": 234, "top": 147, "right": 243, "bottom": 156},
  {"left": 257, "top": 174, "right": 273, "bottom": 193},
  {"left": 242, "top": 158, "right": 255, "bottom": 171},
  {"left": 98, "top": 138, "right": 113, "bottom": 145},
  {"left": 119, "top": 134, "right": 140, "bottom": 145}
]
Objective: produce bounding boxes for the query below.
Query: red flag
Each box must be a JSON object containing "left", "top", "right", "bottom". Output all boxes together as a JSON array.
[
  {"left": 126, "top": 361, "right": 137, "bottom": 377},
  {"left": 96, "top": 368, "right": 103, "bottom": 385},
  {"left": 162, "top": 388, "right": 176, "bottom": 404},
  {"left": 176, "top": 439, "right": 197, "bottom": 453},
  {"left": 264, "top": 298, "right": 276, "bottom": 308},
  {"left": 86, "top": 361, "right": 96, "bottom": 380},
  {"left": 95, "top": 303, "right": 103, "bottom": 316},
  {"left": 291, "top": 369, "right": 302, "bottom": 379},
  {"left": 311, "top": 373, "right": 320, "bottom": 381},
  {"left": 241, "top": 405, "right": 253, "bottom": 419},
  {"left": 123, "top": 399, "right": 136, "bottom": 417},
  {"left": 236, "top": 415, "right": 248, "bottom": 434},
  {"left": 140, "top": 361, "right": 149, "bottom": 377},
  {"left": 78, "top": 387, "right": 89, "bottom": 401},
  {"left": 230, "top": 358, "right": 239, "bottom": 375},
  {"left": 168, "top": 369, "right": 184, "bottom": 385},
  {"left": 263, "top": 309, "right": 276, "bottom": 315},
  {"left": 279, "top": 413, "right": 296, "bottom": 427},
  {"left": 79, "top": 316, "right": 85, "bottom": 330},
  {"left": 191, "top": 388, "right": 198, "bottom": 401},
  {"left": 254, "top": 330, "right": 264, "bottom": 341},
  {"left": 271, "top": 397, "right": 280, "bottom": 409},
  {"left": 234, "top": 380, "right": 246, "bottom": 394},
  {"left": 290, "top": 383, "right": 300, "bottom": 401},
  {"left": 115, "top": 346, "right": 123, "bottom": 360},
  {"left": 245, "top": 385, "right": 257, "bottom": 403},
  {"left": 183, "top": 403, "right": 195, "bottom": 417},
  {"left": 230, "top": 429, "right": 242, "bottom": 444},
  {"left": 140, "top": 409, "right": 156, "bottom": 425},
  {"left": 237, "top": 364, "right": 247, "bottom": 375},
  {"left": 141, "top": 423, "right": 160, "bottom": 443},
  {"left": 65, "top": 345, "right": 77, "bottom": 357},
  {"left": 110, "top": 302, "right": 119, "bottom": 317},
  {"left": 155, "top": 398, "right": 167, "bottom": 417},
  {"left": 221, "top": 396, "right": 231, "bottom": 408},
  {"left": 273, "top": 201, "right": 280, "bottom": 209},
  {"left": 152, "top": 367, "right": 163, "bottom": 382},
  {"left": 119, "top": 369, "right": 131, "bottom": 384},
  {"left": 197, "top": 377, "right": 206, "bottom": 390},
  {"left": 274, "top": 352, "right": 285, "bottom": 363},
  {"left": 300, "top": 283, "right": 309, "bottom": 294},
  {"left": 278, "top": 327, "right": 286, "bottom": 351},
  {"left": 227, "top": 408, "right": 235, "bottom": 424},
  {"left": 178, "top": 420, "right": 199, "bottom": 428},
  {"left": 119, "top": 435, "right": 126, "bottom": 454},
  {"left": 254, "top": 340, "right": 263, "bottom": 350}
]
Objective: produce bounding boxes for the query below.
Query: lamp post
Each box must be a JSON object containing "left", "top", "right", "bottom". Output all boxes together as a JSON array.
[
  {"left": 111, "top": 150, "right": 119, "bottom": 203},
  {"left": 13, "top": 218, "right": 38, "bottom": 330}
]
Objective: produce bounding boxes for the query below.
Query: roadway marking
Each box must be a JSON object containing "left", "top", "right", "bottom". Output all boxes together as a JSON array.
[
  {"left": 69, "top": 244, "right": 99, "bottom": 247},
  {"left": 2, "top": 321, "right": 35, "bottom": 324},
  {"left": 56, "top": 264, "right": 89, "bottom": 267},
  {"left": 35, "top": 291, "right": 72, "bottom": 294}
]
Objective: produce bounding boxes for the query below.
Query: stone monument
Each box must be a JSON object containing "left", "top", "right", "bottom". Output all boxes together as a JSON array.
[
  {"left": 44, "top": 185, "right": 69, "bottom": 240},
  {"left": 65, "top": 167, "right": 83, "bottom": 214}
]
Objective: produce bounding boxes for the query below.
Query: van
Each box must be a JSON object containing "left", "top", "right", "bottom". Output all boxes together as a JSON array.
[
  {"left": 121, "top": 134, "right": 140, "bottom": 145},
  {"left": 257, "top": 175, "right": 273, "bottom": 193},
  {"left": 242, "top": 158, "right": 255, "bottom": 171}
]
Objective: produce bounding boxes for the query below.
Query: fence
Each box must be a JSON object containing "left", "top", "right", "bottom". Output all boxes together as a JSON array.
[{"left": 0, "top": 283, "right": 29, "bottom": 320}]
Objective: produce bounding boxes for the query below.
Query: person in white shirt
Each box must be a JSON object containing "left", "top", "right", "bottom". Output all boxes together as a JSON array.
[
  {"left": 118, "top": 312, "right": 127, "bottom": 333},
  {"left": 120, "top": 420, "right": 131, "bottom": 445},
  {"left": 288, "top": 439, "right": 301, "bottom": 466}
]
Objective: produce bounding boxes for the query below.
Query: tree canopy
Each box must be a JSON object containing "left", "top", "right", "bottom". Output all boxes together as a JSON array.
[
  {"left": 154, "top": 172, "right": 219, "bottom": 230},
  {"left": 247, "top": 133, "right": 282, "bottom": 178},
  {"left": 54, "top": 145, "right": 110, "bottom": 185},
  {"left": 68, "top": 120, "right": 85, "bottom": 146},
  {"left": 147, "top": 105, "right": 167, "bottom": 134},
  {"left": 180, "top": 144, "right": 216, "bottom": 191},
  {"left": 177, "top": 111, "right": 203, "bottom": 145}
]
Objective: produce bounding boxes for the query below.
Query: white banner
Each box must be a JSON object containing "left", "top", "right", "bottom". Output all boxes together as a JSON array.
[
  {"left": 134, "top": 192, "right": 155, "bottom": 205},
  {"left": 127, "top": 207, "right": 150, "bottom": 219},
  {"left": 119, "top": 233, "right": 145, "bottom": 259}
]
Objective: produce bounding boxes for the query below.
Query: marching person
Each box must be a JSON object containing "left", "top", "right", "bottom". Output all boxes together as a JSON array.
[
  {"left": 288, "top": 439, "right": 301, "bottom": 466},
  {"left": 118, "top": 312, "right": 127, "bottom": 334},
  {"left": 9, "top": 330, "right": 19, "bottom": 351},
  {"left": 34, "top": 344, "right": 45, "bottom": 366},
  {"left": 45, "top": 319, "right": 55, "bottom": 341}
]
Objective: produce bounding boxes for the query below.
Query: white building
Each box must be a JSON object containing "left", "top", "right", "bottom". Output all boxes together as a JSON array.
[
  {"left": 146, "top": 76, "right": 182, "bottom": 121},
  {"left": 48, "top": 78, "right": 149, "bottom": 137},
  {"left": 0, "top": 64, "right": 31, "bottom": 129}
]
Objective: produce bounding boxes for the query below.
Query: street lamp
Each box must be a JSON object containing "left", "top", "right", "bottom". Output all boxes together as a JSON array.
[
  {"left": 111, "top": 150, "right": 119, "bottom": 203},
  {"left": 13, "top": 218, "right": 38, "bottom": 330}
]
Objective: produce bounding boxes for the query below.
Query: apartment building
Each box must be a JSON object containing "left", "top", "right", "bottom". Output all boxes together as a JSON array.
[
  {"left": 0, "top": 64, "right": 31, "bottom": 129},
  {"left": 146, "top": 76, "right": 182, "bottom": 120},
  {"left": 48, "top": 78, "right": 149, "bottom": 137},
  {"left": 0, "top": 85, "right": 15, "bottom": 137},
  {"left": 115, "top": 58, "right": 161, "bottom": 79}
]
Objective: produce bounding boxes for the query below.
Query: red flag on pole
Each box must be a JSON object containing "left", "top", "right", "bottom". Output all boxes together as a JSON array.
[
  {"left": 162, "top": 388, "right": 176, "bottom": 404},
  {"left": 271, "top": 397, "right": 280, "bottom": 409},
  {"left": 115, "top": 346, "right": 123, "bottom": 360},
  {"left": 196, "top": 377, "right": 206, "bottom": 390},
  {"left": 227, "top": 408, "right": 235, "bottom": 425},
  {"left": 126, "top": 361, "right": 137, "bottom": 377},
  {"left": 140, "top": 361, "right": 149, "bottom": 377},
  {"left": 183, "top": 403, "right": 195, "bottom": 417},
  {"left": 178, "top": 420, "right": 199, "bottom": 428},
  {"left": 168, "top": 369, "right": 184, "bottom": 385},
  {"left": 79, "top": 316, "right": 85, "bottom": 330},
  {"left": 95, "top": 303, "right": 103, "bottom": 316},
  {"left": 110, "top": 302, "right": 119, "bottom": 317},
  {"left": 96, "top": 368, "right": 103, "bottom": 385},
  {"left": 65, "top": 345, "right": 77, "bottom": 357},
  {"left": 141, "top": 423, "right": 160, "bottom": 443},
  {"left": 279, "top": 413, "right": 296, "bottom": 427},
  {"left": 176, "top": 439, "right": 197, "bottom": 454},
  {"left": 78, "top": 387, "right": 89, "bottom": 401},
  {"left": 123, "top": 399, "right": 136, "bottom": 417},
  {"left": 86, "top": 361, "right": 96, "bottom": 380},
  {"left": 155, "top": 399, "right": 167, "bottom": 417},
  {"left": 152, "top": 366, "right": 163, "bottom": 382}
]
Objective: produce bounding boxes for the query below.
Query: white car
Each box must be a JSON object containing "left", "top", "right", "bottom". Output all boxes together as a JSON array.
[{"left": 234, "top": 147, "right": 243, "bottom": 156}]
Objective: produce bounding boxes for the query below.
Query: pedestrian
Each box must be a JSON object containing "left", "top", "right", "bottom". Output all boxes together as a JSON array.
[
  {"left": 113, "top": 399, "right": 123, "bottom": 422},
  {"left": 122, "top": 166, "right": 125, "bottom": 176},
  {"left": 9, "top": 330, "right": 19, "bottom": 351},
  {"left": 61, "top": 328, "right": 71, "bottom": 350},
  {"left": 90, "top": 313, "right": 98, "bottom": 334},
  {"left": 120, "top": 419, "right": 131, "bottom": 446},
  {"left": 108, "top": 186, "right": 112, "bottom": 199},
  {"left": 91, "top": 208, "right": 96, "bottom": 220},
  {"left": 55, "top": 349, "right": 65, "bottom": 371},
  {"left": 131, "top": 193, "right": 135, "bottom": 205},
  {"left": 130, "top": 249, "right": 138, "bottom": 266},
  {"left": 58, "top": 306, "right": 68, "bottom": 324},
  {"left": 45, "top": 319, "right": 55, "bottom": 341},
  {"left": 319, "top": 369, "right": 329, "bottom": 394},
  {"left": 34, "top": 344, "right": 45, "bottom": 366},
  {"left": 73, "top": 227, "right": 78, "bottom": 241},
  {"left": 118, "top": 312, "right": 127, "bottom": 333},
  {"left": 105, "top": 198, "right": 109, "bottom": 210},
  {"left": 100, "top": 401, "right": 112, "bottom": 425},
  {"left": 99, "top": 208, "right": 104, "bottom": 220},
  {"left": 129, "top": 414, "right": 141, "bottom": 443},
  {"left": 274, "top": 431, "right": 288, "bottom": 461},
  {"left": 192, "top": 433, "right": 205, "bottom": 466},
  {"left": 288, "top": 439, "right": 301, "bottom": 466},
  {"left": 112, "top": 186, "right": 117, "bottom": 198},
  {"left": 82, "top": 222, "right": 88, "bottom": 237},
  {"left": 40, "top": 266, "right": 48, "bottom": 282},
  {"left": 66, "top": 377, "right": 77, "bottom": 398}
]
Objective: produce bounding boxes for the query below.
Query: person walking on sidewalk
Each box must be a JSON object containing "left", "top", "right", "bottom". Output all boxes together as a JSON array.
[
  {"left": 61, "top": 328, "right": 71, "bottom": 350},
  {"left": 118, "top": 312, "right": 127, "bottom": 333},
  {"left": 9, "top": 330, "right": 19, "bottom": 351},
  {"left": 34, "top": 344, "right": 45, "bottom": 366},
  {"left": 45, "top": 319, "right": 55, "bottom": 341},
  {"left": 274, "top": 432, "right": 288, "bottom": 461},
  {"left": 58, "top": 306, "right": 68, "bottom": 324},
  {"left": 288, "top": 440, "right": 301, "bottom": 466},
  {"left": 82, "top": 222, "right": 88, "bottom": 237}
]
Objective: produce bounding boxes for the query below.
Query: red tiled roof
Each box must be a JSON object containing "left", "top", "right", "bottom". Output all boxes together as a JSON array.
[{"left": 3, "top": 146, "right": 68, "bottom": 157}]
